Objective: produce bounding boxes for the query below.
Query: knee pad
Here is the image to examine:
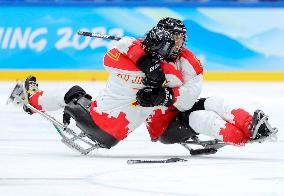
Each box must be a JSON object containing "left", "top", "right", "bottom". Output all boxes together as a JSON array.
[
  {"left": 63, "top": 95, "right": 118, "bottom": 149},
  {"left": 159, "top": 112, "right": 197, "bottom": 144},
  {"left": 64, "top": 85, "right": 90, "bottom": 104}
]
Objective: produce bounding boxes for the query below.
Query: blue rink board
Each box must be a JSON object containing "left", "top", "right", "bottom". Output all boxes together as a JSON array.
[{"left": 0, "top": 5, "right": 283, "bottom": 71}]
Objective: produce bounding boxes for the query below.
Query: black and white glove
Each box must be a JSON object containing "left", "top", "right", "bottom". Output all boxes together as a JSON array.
[
  {"left": 136, "top": 87, "right": 174, "bottom": 107},
  {"left": 137, "top": 55, "right": 166, "bottom": 87}
]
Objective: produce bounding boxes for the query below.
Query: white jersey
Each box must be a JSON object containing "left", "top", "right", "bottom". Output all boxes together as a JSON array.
[
  {"left": 91, "top": 37, "right": 203, "bottom": 140},
  {"left": 28, "top": 37, "right": 203, "bottom": 141}
]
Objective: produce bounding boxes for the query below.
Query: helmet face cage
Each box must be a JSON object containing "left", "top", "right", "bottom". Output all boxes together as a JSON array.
[
  {"left": 142, "top": 27, "right": 176, "bottom": 61},
  {"left": 157, "top": 17, "right": 187, "bottom": 61}
]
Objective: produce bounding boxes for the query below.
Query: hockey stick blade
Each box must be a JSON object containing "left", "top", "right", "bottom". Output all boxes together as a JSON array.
[{"left": 127, "top": 157, "right": 187, "bottom": 164}]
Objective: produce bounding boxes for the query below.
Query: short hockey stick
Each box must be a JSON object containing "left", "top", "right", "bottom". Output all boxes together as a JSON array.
[
  {"left": 127, "top": 157, "right": 187, "bottom": 164},
  {"left": 77, "top": 30, "right": 121, "bottom": 41}
]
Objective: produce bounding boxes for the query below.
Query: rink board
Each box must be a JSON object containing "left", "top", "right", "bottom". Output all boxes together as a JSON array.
[
  {"left": 1, "top": 5, "right": 284, "bottom": 81},
  {"left": 0, "top": 70, "right": 284, "bottom": 81}
]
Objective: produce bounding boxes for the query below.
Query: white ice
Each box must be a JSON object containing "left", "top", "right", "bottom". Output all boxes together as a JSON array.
[{"left": 1, "top": 81, "right": 284, "bottom": 196}]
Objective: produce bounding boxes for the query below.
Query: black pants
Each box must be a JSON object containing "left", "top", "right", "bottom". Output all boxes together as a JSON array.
[{"left": 159, "top": 98, "right": 206, "bottom": 144}]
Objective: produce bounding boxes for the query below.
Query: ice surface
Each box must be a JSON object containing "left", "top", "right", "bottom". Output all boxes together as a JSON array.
[{"left": 1, "top": 81, "right": 284, "bottom": 196}]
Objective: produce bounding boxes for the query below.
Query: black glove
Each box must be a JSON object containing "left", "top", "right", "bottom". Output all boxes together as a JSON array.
[
  {"left": 137, "top": 55, "right": 166, "bottom": 87},
  {"left": 136, "top": 87, "right": 174, "bottom": 107}
]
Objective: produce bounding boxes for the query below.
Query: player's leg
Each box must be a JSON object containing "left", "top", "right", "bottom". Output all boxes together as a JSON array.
[
  {"left": 13, "top": 76, "right": 119, "bottom": 149},
  {"left": 203, "top": 96, "right": 277, "bottom": 141},
  {"left": 24, "top": 76, "right": 70, "bottom": 112},
  {"left": 63, "top": 85, "right": 119, "bottom": 149},
  {"left": 188, "top": 110, "right": 250, "bottom": 145},
  {"left": 159, "top": 98, "right": 205, "bottom": 144},
  {"left": 159, "top": 111, "right": 197, "bottom": 144},
  {"left": 202, "top": 96, "right": 251, "bottom": 137}
]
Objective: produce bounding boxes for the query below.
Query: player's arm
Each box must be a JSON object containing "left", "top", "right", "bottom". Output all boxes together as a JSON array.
[
  {"left": 136, "top": 50, "right": 203, "bottom": 111},
  {"left": 171, "top": 50, "right": 203, "bottom": 111},
  {"left": 136, "top": 86, "right": 174, "bottom": 107},
  {"left": 114, "top": 37, "right": 164, "bottom": 87},
  {"left": 135, "top": 74, "right": 201, "bottom": 110},
  {"left": 114, "top": 27, "right": 176, "bottom": 87}
]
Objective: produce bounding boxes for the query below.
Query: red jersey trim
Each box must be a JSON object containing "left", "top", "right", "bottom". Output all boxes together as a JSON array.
[
  {"left": 172, "top": 87, "right": 180, "bottom": 103},
  {"left": 219, "top": 122, "right": 249, "bottom": 145},
  {"left": 104, "top": 48, "right": 140, "bottom": 71},
  {"left": 104, "top": 39, "right": 145, "bottom": 72},
  {"left": 90, "top": 101, "right": 130, "bottom": 140},
  {"left": 161, "top": 62, "right": 183, "bottom": 83},
  {"left": 181, "top": 49, "right": 203, "bottom": 75},
  {"left": 231, "top": 109, "right": 252, "bottom": 138},
  {"left": 126, "top": 39, "right": 145, "bottom": 63},
  {"left": 146, "top": 107, "right": 178, "bottom": 140},
  {"left": 29, "top": 91, "right": 44, "bottom": 111}
]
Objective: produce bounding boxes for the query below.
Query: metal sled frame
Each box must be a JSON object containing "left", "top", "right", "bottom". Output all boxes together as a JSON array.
[
  {"left": 7, "top": 82, "right": 101, "bottom": 155},
  {"left": 180, "top": 119, "right": 278, "bottom": 155},
  {"left": 180, "top": 136, "right": 227, "bottom": 155},
  {"left": 249, "top": 120, "right": 278, "bottom": 144}
]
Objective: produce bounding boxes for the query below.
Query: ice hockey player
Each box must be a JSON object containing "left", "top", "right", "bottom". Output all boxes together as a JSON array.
[
  {"left": 17, "top": 17, "right": 276, "bottom": 153},
  {"left": 138, "top": 17, "right": 277, "bottom": 146}
]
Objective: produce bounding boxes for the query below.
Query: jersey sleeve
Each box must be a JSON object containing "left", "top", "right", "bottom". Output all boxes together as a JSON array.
[
  {"left": 114, "top": 37, "right": 146, "bottom": 64},
  {"left": 103, "top": 37, "right": 146, "bottom": 72},
  {"left": 172, "top": 49, "right": 204, "bottom": 112}
]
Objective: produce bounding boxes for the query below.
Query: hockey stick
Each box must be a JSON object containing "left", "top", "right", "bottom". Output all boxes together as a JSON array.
[
  {"left": 77, "top": 30, "right": 121, "bottom": 41},
  {"left": 127, "top": 157, "right": 187, "bottom": 164}
]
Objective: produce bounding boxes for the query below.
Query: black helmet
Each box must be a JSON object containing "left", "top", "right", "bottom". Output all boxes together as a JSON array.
[
  {"left": 142, "top": 27, "right": 176, "bottom": 61},
  {"left": 157, "top": 17, "right": 187, "bottom": 39},
  {"left": 157, "top": 17, "right": 187, "bottom": 61}
]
